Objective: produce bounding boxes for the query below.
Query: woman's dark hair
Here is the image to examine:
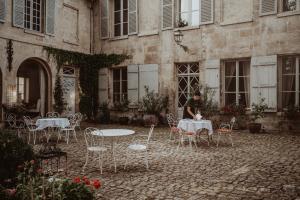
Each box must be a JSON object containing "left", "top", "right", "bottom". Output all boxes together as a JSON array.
[{"left": 194, "top": 91, "right": 201, "bottom": 96}]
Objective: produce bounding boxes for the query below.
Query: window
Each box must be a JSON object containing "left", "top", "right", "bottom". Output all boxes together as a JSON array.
[
  {"left": 178, "top": 0, "right": 199, "bottom": 27},
  {"left": 114, "top": 0, "right": 128, "bottom": 37},
  {"left": 17, "top": 77, "right": 25, "bottom": 102},
  {"left": 24, "top": 0, "right": 43, "bottom": 32},
  {"left": 177, "top": 63, "right": 200, "bottom": 107},
  {"left": 282, "top": 0, "right": 298, "bottom": 12},
  {"left": 281, "top": 56, "right": 300, "bottom": 108},
  {"left": 223, "top": 60, "right": 250, "bottom": 107},
  {"left": 113, "top": 68, "right": 127, "bottom": 103}
]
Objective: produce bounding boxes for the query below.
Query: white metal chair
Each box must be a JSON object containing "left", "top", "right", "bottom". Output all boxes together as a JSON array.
[
  {"left": 58, "top": 117, "right": 78, "bottom": 144},
  {"left": 23, "top": 116, "right": 48, "bottom": 145},
  {"left": 124, "top": 125, "right": 155, "bottom": 170},
  {"left": 166, "top": 113, "right": 180, "bottom": 140},
  {"left": 216, "top": 117, "right": 236, "bottom": 147},
  {"left": 82, "top": 128, "right": 108, "bottom": 174},
  {"left": 6, "top": 113, "right": 25, "bottom": 137},
  {"left": 177, "top": 130, "right": 198, "bottom": 150},
  {"left": 74, "top": 112, "right": 83, "bottom": 131},
  {"left": 46, "top": 112, "right": 60, "bottom": 118}
]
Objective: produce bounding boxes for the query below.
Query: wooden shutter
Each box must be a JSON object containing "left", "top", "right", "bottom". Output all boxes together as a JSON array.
[
  {"left": 0, "top": 0, "right": 6, "bottom": 23},
  {"left": 162, "top": 0, "right": 173, "bottom": 30},
  {"left": 99, "top": 68, "right": 109, "bottom": 104},
  {"left": 127, "top": 64, "right": 139, "bottom": 104},
  {"left": 251, "top": 55, "right": 277, "bottom": 111},
  {"left": 101, "top": 0, "right": 109, "bottom": 38},
  {"left": 46, "top": 0, "right": 56, "bottom": 35},
  {"left": 205, "top": 59, "right": 220, "bottom": 105},
  {"left": 259, "top": 0, "right": 277, "bottom": 16},
  {"left": 139, "top": 64, "right": 159, "bottom": 99},
  {"left": 13, "top": 0, "right": 24, "bottom": 28},
  {"left": 200, "top": 0, "right": 214, "bottom": 25},
  {"left": 128, "top": 0, "right": 138, "bottom": 34}
]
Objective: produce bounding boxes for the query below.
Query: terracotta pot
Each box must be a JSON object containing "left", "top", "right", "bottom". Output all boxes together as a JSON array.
[
  {"left": 143, "top": 114, "right": 158, "bottom": 126},
  {"left": 248, "top": 122, "right": 262, "bottom": 133}
]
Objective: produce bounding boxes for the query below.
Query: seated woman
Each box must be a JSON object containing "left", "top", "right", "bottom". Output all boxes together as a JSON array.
[{"left": 183, "top": 91, "right": 203, "bottom": 119}]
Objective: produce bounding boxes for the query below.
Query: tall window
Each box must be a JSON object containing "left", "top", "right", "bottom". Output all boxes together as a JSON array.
[
  {"left": 224, "top": 60, "right": 250, "bottom": 107},
  {"left": 17, "top": 77, "right": 25, "bottom": 102},
  {"left": 114, "top": 0, "right": 128, "bottom": 37},
  {"left": 282, "top": 0, "right": 298, "bottom": 12},
  {"left": 179, "top": 0, "right": 199, "bottom": 27},
  {"left": 24, "top": 0, "right": 43, "bottom": 32},
  {"left": 281, "top": 56, "right": 300, "bottom": 108},
  {"left": 113, "top": 68, "right": 127, "bottom": 103}
]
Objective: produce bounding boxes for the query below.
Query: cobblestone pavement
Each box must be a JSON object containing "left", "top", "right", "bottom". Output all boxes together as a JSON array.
[{"left": 42, "top": 123, "right": 300, "bottom": 200}]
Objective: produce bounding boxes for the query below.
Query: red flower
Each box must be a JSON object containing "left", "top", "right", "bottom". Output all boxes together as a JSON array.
[
  {"left": 92, "top": 180, "right": 101, "bottom": 189},
  {"left": 84, "top": 179, "right": 90, "bottom": 185},
  {"left": 82, "top": 176, "right": 88, "bottom": 181},
  {"left": 73, "top": 177, "right": 81, "bottom": 183}
]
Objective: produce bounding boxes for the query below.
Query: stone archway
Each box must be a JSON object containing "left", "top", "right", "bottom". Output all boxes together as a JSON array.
[{"left": 17, "top": 58, "right": 52, "bottom": 116}]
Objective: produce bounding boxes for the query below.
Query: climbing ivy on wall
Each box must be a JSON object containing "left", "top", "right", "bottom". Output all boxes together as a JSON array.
[{"left": 43, "top": 46, "right": 129, "bottom": 119}]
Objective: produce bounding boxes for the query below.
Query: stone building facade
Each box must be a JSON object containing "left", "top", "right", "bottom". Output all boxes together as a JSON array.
[
  {"left": 0, "top": 0, "right": 92, "bottom": 117},
  {"left": 94, "top": 0, "right": 300, "bottom": 128}
]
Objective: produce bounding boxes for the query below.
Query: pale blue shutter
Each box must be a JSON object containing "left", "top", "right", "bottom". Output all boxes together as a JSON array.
[
  {"left": 99, "top": 68, "right": 109, "bottom": 104},
  {"left": 13, "top": 0, "right": 24, "bottom": 28},
  {"left": 162, "top": 0, "right": 173, "bottom": 29},
  {"left": 139, "top": 64, "right": 159, "bottom": 99},
  {"left": 205, "top": 59, "right": 220, "bottom": 105},
  {"left": 101, "top": 0, "right": 109, "bottom": 38},
  {"left": 127, "top": 65, "right": 139, "bottom": 103},
  {"left": 0, "top": 0, "right": 6, "bottom": 23},
  {"left": 128, "top": 0, "right": 138, "bottom": 34},
  {"left": 46, "top": 0, "right": 56, "bottom": 35},
  {"left": 260, "top": 0, "right": 277, "bottom": 16},
  {"left": 200, "top": 0, "right": 214, "bottom": 25},
  {"left": 251, "top": 55, "right": 277, "bottom": 111}
]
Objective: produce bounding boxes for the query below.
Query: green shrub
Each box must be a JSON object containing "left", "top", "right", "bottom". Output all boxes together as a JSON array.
[{"left": 0, "top": 130, "right": 35, "bottom": 186}]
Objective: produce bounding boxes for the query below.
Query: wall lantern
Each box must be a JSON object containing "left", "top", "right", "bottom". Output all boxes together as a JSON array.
[{"left": 174, "top": 29, "right": 183, "bottom": 44}]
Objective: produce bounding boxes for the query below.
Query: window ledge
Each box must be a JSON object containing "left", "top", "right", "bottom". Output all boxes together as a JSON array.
[
  {"left": 138, "top": 30, "right": 159, "bottom": 37},
  {"left": 174, "top": 26, "right": 199, "bottom": 32},
  {"left": 63, "top": 39, "right": 79, "bottom": 46},
  {"left": 277, "top": 10, "right": 300, "bottom": 17},
  {"left": 110, "top": 35, "right": 129, "bottom": 41},
  {"left": 220, "top": 19, "right": 253, "bottom": 26},
  {"left": 24, "top": 29, "right": 45, "bottom": 37}
]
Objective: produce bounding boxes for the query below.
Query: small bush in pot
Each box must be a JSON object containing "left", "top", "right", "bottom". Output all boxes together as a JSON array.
[{"left": 248, "top": 97, "right": 268, "bottom": 133}]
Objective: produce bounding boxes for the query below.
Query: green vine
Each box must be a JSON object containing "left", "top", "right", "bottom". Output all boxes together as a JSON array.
[{"left": 43, "top": 46, "right": 129, "bottom": 119}]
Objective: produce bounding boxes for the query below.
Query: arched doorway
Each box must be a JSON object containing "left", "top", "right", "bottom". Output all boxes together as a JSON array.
[{"left": 17, "top": 58, "right": 51, "bottom": 116}]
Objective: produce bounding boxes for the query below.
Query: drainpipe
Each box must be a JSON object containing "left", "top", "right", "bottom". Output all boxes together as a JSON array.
[{"left": 89, "top": 0, "right": 94, "bottom": 54}]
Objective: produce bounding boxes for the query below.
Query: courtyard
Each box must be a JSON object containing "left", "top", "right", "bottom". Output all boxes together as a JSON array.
[{"left": 52, "top": 123, "right": 300, "bottom": 200}]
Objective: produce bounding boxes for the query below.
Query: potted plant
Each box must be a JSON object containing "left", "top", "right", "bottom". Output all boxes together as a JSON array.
[
  {"left": 248, "top": 97, "right": 268, "bottom": 133},
  {"left": 140, "top": 86, "right": 168, "bottom": 126}
]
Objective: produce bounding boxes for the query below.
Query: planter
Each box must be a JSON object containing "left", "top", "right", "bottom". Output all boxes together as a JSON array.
[
  {"left": 119, "top": 116, "right": 129, "bottom": 125},
  {"left": 248, "top": 122, "right": 262, "bottom": 133},
  {"left": 143, "top": 114, "right": 158, "bottom": 126}
]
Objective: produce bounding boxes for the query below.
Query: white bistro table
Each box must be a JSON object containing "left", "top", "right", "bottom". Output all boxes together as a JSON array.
[
  {"left": 92, "top": 129, "right": 135, "bottom": 172},
  {"left": 177, "top": 119, "right": 213, "bottom": 135},
  {"left": 36, "top": 118, "right": 70, "bottom": 129}
]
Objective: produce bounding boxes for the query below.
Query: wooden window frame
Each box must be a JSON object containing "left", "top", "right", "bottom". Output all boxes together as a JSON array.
[
  {"left": 112, "top": 67, "right": 128, "bottom": 104},
  {"left": 177, "top": 0, "right": 200, "bottom": 27},
  {"left": 113, "top": 0, "right": 128, "bottom": 37},
  {"left": 24, "top": 0, "right": 44, "bottom": 32}
]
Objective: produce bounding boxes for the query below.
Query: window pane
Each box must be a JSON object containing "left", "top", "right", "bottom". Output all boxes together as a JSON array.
[
  {"left": 113, "top": 69, "right": 120, "bottom": 80},
  {"left": 122, "top": 68, "right": 127, "bottom": 80},
  {"left": 191, "top": 11, "right": 199, "bottom": 26},
  {"left": 180, "top": 12, "right": 189, "bottom": 24},
  {"left": 113, "top": 94, "right": 120, "bottom": 102},
  {"left": 225, "top": 62, "right": 236, "bottom": 76},
  {"left": 282, "top": 75, "right": 295, "bottom": 91},
  {"left": 239, "top": 61, "right": 250, "bottom": 76},
  {"left": 122, "top": 81, "right": 127, "bottom": 93},
  {"left": 282, "top": 57, "right": 296, "bottom": 74},
  {"left": 113, "top": 82, "right": 120, "bottom": 92},
  {"left": 282, "top": 0, "right": 296, "bottom": 12},
  {"left": 282, "top": 92, "right": 295, "bottom": 108},
  {"left": 115, "top": 0, "right": 121, "bottom": 11},
  {"left": 239, "top": 77, "right": 249, "bottom": 92},
  {"left": 114, "top": 24, "right": 121, "bottom": 36},
  {"left": 190, "top": 63, "right": 199, "bottom": 73},
  {"left": 123, "top": 22, "right": 128, "bottom": 35},
  {"left": 225, "top": 77, "right": 236, "bottom": 92},
  {"left": 114, "top": 11, "right": 121, "bottom": 24},
  {"left": 123, "top": 10, "right": 128, "bottom": 23},
  {"left": 180, "top": 0, "right": 189, "bottom": 12},
  {"left": 225, "top": 93, "right": 236, "bottom": 106},
  {"left": 123, "top": 0, "right": 128, "bottom": 9},
  {"left": 191, "top": 0, "right": 199, "bottom": 10}
]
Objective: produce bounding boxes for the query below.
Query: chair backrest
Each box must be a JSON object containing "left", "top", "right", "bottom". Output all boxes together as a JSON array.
[
  {"left": 146, "top": 125, "right": 155, "bottom": 146},
  {"left": 84, "top": 127, "right": 103, "bottom": 148},
  {"left": 230, "top": 117, "right": 236, "bottom": 130},
  {"left": 74, "top": 112, "right": 83, "bottom": 126},
  {"left": 23, "top": 116, "right": 35, "bottom": 130},
  {"left": 166, "top": 113, "right": 177, "bottom": 127},
  {"left": 46, "top": 112, "right": 59, "bottom": 118},
  {"left": 6, "top": 113, "right": 16, "bottom": 128}
]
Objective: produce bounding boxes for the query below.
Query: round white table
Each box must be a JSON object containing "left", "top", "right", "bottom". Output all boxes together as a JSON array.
[
  {"left": 177, "top": 119, "right": 213, "bottom": 135},
  {"left": 36, "top": 118, "right": 70, "bottom": 130},
  {"left": 92, "top": 129, "right": 135, "bottom": 172}
]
